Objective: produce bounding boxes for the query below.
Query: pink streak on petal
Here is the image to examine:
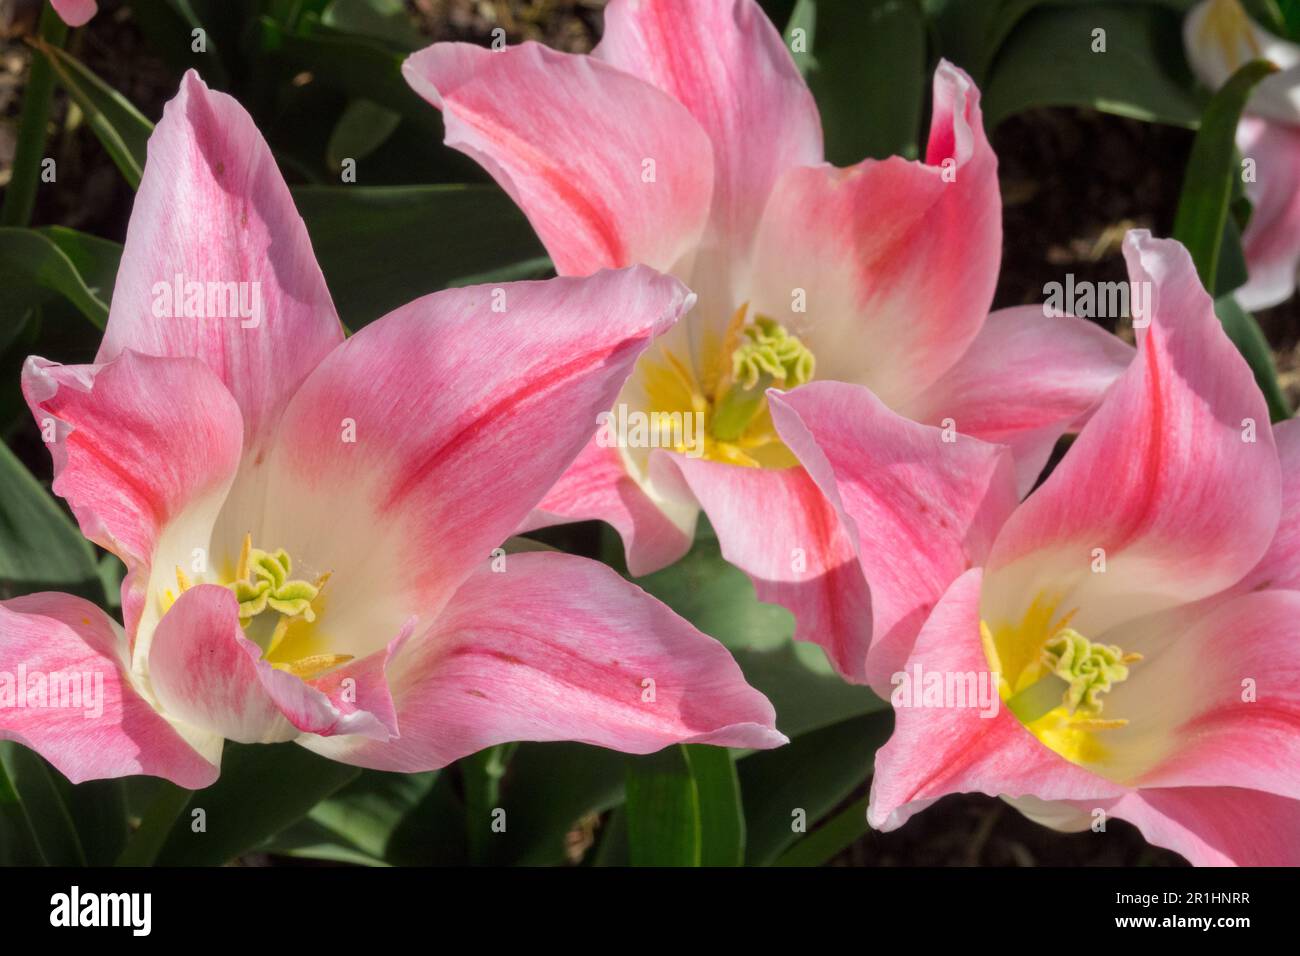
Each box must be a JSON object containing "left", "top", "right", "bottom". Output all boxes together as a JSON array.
[
  {"left": 98, "top": 70, "right": 342, "bottom": 457},
  {"left": 770, "top": 382, "right": 1018, "bottom": 692},
  {"left": 897, "top": 307, "right": 1134, "bottom": 496},
  {"left": 301, "top": 552, "right": 786, "bottom": 771},
  {"left": 748, "top": 61, "right": 1000, "bottom": 409},
  {"left": 403, "top": 41, "right": 713, "bottom": 277},
  {"left": 0, "top": 592, "right": 216, "bottom": 788}
]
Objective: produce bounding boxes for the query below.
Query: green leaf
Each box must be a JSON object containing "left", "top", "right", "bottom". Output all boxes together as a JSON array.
[
  {"left": 35, "top": 39, "right": 153, "bottom": 189},
  {"left": 773, "top": 794, "right": 869, "bottom": 866},
  {"left": 291, "top": 184, "right": 548, "bottom": 329},
  {"left": 787, "top": 0, "right": 927, "bottom": 162},
  {"left": 326, "top": 98, "right": 402, "bottom": 170},
  {"left": 0, "top": 438, "right": 100, "bottom": 598},
  {"left": 0, "top": 6, "right": 67, "bottom": 227},
  {"left": 1174, "top": 60, "right": 1277, "bottom": 294},
  {"left": 684, "top": 745, "right": 746, "bottom": 866},
  {"left": 150, "top": 742, "right": 359, "bottom": 865},
  {"left": 739, "top": 712, "right": 892, "bottom": 865},
  {"left": 982, "top": 3, "right": 1202, "bottom": 128},
  {"left": 0, "top": 227, "right": 112, "bottom": 329},
  {"left": 0, "top": 743, "right": 87, "bottom": 866},
  {"left": 625, "top": 746, "right": 701, "bottom": 866},
  {"left": 322, "top": 0, "right": 425, "bottom": 50},
  {"left": 485, "top": 742, "right": 627, "bottom": 866}
]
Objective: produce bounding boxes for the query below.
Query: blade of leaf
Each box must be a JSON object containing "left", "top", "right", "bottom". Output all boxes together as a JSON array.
[
  {"left": 625, "top": 746, "right": 701, "bottom": 866},
  {"left": 0, "top": 6, "right": 67, "bottom": 227},
  {"left": 0, "top": 742, "right": 87, "bottom": 866},
  {"left": 740, "top": 711, "right": 892, "bottom": 865},
  {"left": 0, "top": 227, "right": 111, "bottom": 328},
  {"left": 789, "top": 0, "right": 926, "bottom": 162},
  {"left": 291, "top": 184, "right": 547, "bottom": 329},
  {"left": 683, "top": 745, "right": 745, "bottom": 866},
  {"left": 151, "top": 742, "right": 359, "bottom": 865},
  {"left": 34, "top": 39, "right": 153, "bottom": 189},
  {"left": 773, "top": 794, "right": 869, "bottom": 866},
  {"left": 982, "top": 3, "right": 1202, "bottom": 129},
  {"left": 1173, "top": 59, "right": 1277, "bottom": 291},
  {"left": 0, "top": 437, "right": 100, "bottom": 599}
]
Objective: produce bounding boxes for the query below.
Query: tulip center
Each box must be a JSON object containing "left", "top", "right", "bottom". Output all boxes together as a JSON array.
[
  {"left": 166, "top": 534, "right": 351, "bottom": 680},
  {"left": 711, "top": 315, "right": 816, "bottom": 443},
  {"left": 636, "top": 306, "right": 815, "bottom": 467},
  {"left": 982, "top": 599, "right": 1141, "bottom": 768}
]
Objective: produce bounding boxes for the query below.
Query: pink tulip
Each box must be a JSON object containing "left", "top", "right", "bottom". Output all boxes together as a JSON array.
[
  {"left": 49, "top": 0, "right": 96, "bottom": 27},
  {"left": 0, "top": 71, "right": 785, "bottom": 789},
  {"left": 403, "top": 0, "right": 1132, "bottom": 682},
  {"left": 772, "top": 230, "right": 1300, "bottom": 865},
  {"left": 1185, "top": 0, "right": 1300, "bottom": 310}
]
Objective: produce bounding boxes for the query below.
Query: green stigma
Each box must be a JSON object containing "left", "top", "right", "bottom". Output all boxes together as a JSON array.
[
  {"left": 712, "top": 316, "right": 815, "bottom": 442},
  {"left": 1040, "top": 629, "right": 1138, "bottom": 717},
  {"left": 225, "top": 534, "right": 328, "bottom": 659}
]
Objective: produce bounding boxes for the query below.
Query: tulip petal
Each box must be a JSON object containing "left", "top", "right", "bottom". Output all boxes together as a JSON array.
[
  {"left": 1237, "top": 419, "right": 1300, "bottom": 592},
  {"left": 301, "top": 552, "right": 785, "bottom": 771},
  {"left": 1184, "top": 0, "right": 1300, "bottom": 125},
  {"left": 1096, "top": 787, "right": 1300, "bottom": 866},
  {"left": 982, "top": 232, "right": 1280, "bottom": 637},
  {"left": 0, "top": 592, "right": 216, "bottom": 788},
  {"left": 22, "top": 350, "right": 244, "bottom": 643},
  {"left": 50, "top": 0, "right": 97, "bottom": 27},
  {"left": 1233, "top": 115, "right": 1300, "bottom": 311},
  {"left": 770, "top": 382, "right": 1018, "bottom": 691},
  {"left": 147, "top": 585, "right": 396, "bottom": 745},
  {"left": 662, "top": 453, "right": 874, "bottom": 684},
  {"left": 97, "top": 70, "right": 342, "bottom": 458},
  {"left": 868, "top": 569, "right": 1123, "bottom": 832},
  {"left": 250, "top": 268, "right": 693, "bottom": 662},
  {"left": 1086, "top": 589, "right": 1300, "bottom": 799},
  {"left": 595, "top": 0, "right": 822, "bottom": 268},
  {"left": 519, "top": 436, "right": 695, "bottom": 576},
  {"left": 746, "top": 62, "right": 1000, "bottom": 409},
  {"left": 402, "top": 41, "right": 713, "bottom": 277},
  {"left": 896, "top": 307, "right": 1134, "bottom": 495}
]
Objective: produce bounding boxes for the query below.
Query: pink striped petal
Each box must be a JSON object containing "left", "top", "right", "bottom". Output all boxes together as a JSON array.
[
  {"left": 897, "top": 307, "right": 1133, "bottom": 495},
  {"left": 1092, "top": 788, "right": 1300, "bottom": 866},
  {"left": 301, "top": 552, "right": 785, "bottom": 771},
  {"left": 664, "top": 451, "right": 873, "bottom": 682},
  {"left": 868, "top": 570, "right": 1123, "bottom": 832},
  {"left": 770, "top": 382, "right": 1018, "bottom": 691},
  {"left": 402, "top": 41, "right": 713, "bottom": 277},
  {"left": 1234, "top": 115, "right": 1300, "bottom": 311},
  {"left": 255, "top": 268, "right": 692, "bottom": 660},
  {"left": 147, "top": 586, "right": 395, "bottom": 745},
  {"left": 22, "top": 351, "right": 243, "bottom": 641},
  {"left": 1088, "top": 590, "right": 1300, "bottom": 800},
  {"left": 0, "top": 592, "right": 216, "bottom": 787},
  {"left": 97, "top": 70, "right": 342, "bottom": 457},
  {"left": 519, "top": 437, "right": 695, "bottom": 576},
  {"left": 595, "top": 0, "right": 821, "bottom": 266},
  {"left": 1237, "top": 419, "right": 1300, "bottom": 593},
  {"left": 747, "top": 62, "right": 1000, "bottom": 409},
  {"left": 983, "top": 232, "right": 1281, "bottom": 636}
]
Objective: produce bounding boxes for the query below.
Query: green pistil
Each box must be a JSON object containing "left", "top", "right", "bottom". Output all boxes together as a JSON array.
[
  {"left": 1041, "top": 628, "right": 1134, "bottom": 717},
  {"left": 712, "top": 316, "right": 815, "bottom": 442}
]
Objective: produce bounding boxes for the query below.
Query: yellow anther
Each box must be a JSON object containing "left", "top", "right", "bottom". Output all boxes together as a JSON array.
[{"left": 272, "top": 654, "right": 354, "bottom": 680}]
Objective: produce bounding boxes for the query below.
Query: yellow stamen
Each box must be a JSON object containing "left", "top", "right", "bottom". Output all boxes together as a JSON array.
[{"left": 272, "top": 653, "right": 354, "bottom": 680}]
